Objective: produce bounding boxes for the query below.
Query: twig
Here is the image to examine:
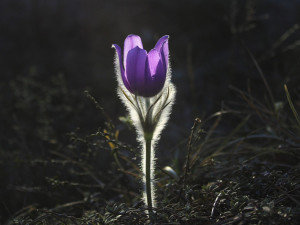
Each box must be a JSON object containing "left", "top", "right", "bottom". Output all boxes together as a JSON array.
[
  {"left": 189, "top": 110, "right": 227, "bottom": 170},
  {"left": 284, "top": 84, "right": 300, "bottom": 126},
  {"left": 245, "top": 48, "right": 275, "bottom": 108},
  {"left": 51, "top": 200, "right": 85, "bottom": 211},
  {"left": 183, "top": 118, "right": 201, "bottom": 187},
  {"left": 210, "top": 192, "right": 222, "bottom": 218},
  {"left": 84, "top": 90, "right": 114, "bottom": 129},
  {"left": 50, "top": 150, "right": 105, "bottom": 188}
]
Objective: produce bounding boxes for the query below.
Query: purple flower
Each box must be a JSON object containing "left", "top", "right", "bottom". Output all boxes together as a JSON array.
[{"left": 113, "top": 34, "right": 169, "bottom": 97}]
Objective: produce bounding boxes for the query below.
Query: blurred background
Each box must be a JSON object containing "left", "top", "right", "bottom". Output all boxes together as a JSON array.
[
  {"left": 1, "top": 0, "right": 299, "bottom": 118},
  {"left": 1, "top": 0, "right": 300, "bottom": 223}
]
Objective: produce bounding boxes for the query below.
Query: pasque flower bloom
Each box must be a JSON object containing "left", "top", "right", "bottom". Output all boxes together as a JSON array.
[
  {"left": 112, "top": 34, "right": 169, "bottom": 97},
  {"left": 112, "top": 35, "right": 176, "bottom": 217}
]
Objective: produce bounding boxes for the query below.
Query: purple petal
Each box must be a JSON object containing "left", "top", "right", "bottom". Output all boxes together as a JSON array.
[
  {"left": 147, "top": 49, "right": 166, "bottom": 77},
  {"left": 161, "top": 39, "right": 169, "bottom": 71},
  {"left": 154, "top": 35, "right": 169, "bottom": 72},
  {"left": 112, "top": 44, "right": 132, "bottom": 92},
  {"left": 143, "top": 49, "right": 166, "bottom": 97},
  {"left": 154, "top": 35, "right": 169, "bottom": 50},
  {"left": 124, "top": 35, "right": 143, "bottom": 69},
  {"left": 125, "top": 46, "right": 147, "bottom": 94}
]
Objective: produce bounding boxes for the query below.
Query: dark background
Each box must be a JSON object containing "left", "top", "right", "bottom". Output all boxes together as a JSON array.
[
  {"left": 0, "top": 0, "right": 300, "bottom": 222},
  {"left": 1, "top": 0, "right": 299, "bottom": 118}
]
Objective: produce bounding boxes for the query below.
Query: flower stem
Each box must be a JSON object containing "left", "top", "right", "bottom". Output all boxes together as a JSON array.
[{"left": 145, "top": 133, "right": 153, "bottom": 215}]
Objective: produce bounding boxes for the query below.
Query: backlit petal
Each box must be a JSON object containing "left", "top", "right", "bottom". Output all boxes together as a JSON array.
[
  {"left": 161, "top": 39, "right": 169, "bottom": 71},
  {"left": 154, "top": 35, "right": 169, "bottom": 72},
  {"left": 112, "top": 44, "right": 132, "bottom": 91},
  {"left": 143, "top": 49, "right": 166, "bottom": 97},
  {"left": 154, "top": 35, "right": 169, "bottom": 50},
  {"left": 126, "top": 46, "right": 147, "bottom": 94},
  {"left": 124, "top": 35, "right": 143, "bottom": 69}
]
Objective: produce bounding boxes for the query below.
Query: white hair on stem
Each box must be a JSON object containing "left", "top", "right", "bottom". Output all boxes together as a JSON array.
[{"left": 112, "top": 45, "right": 176, "bottom": 210}]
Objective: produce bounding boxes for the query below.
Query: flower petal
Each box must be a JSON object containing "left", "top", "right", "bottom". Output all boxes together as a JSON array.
[
  {"left": 154, "top": 35, "right": 169, "bottom": 50},
  {"left": 143, "top": 49, "right": 166, "bottom": 97},
  {"left": 126, "top": 46, "right": 147, "bottom": 94},
  {"left": 154, "top": 35, "right": 169, "bottom": 72},
  {"left": 124, "top": 34, "right": 143, "bottom": 69},
  {"left": 112, "top": 44, "right": 132, "bottom": 92},
  {"left": 161, "top": 39, "right": 169, "bottom": 71},
  {"left": 147, "top": 49, "right": 165, "bottom": 77}
]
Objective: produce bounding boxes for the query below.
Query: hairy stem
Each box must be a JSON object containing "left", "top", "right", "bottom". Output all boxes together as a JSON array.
[{"left": 144, "top": 133, "right": 153, "bottom": 214}]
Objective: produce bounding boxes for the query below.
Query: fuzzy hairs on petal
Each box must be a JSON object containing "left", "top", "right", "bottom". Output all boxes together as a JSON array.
[{"left": 112, "top": 45, "right": 144, "bottom": 139}]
